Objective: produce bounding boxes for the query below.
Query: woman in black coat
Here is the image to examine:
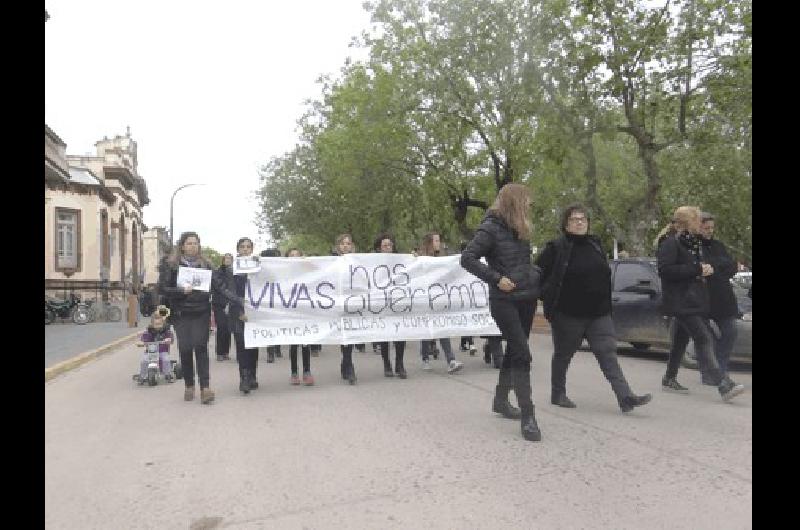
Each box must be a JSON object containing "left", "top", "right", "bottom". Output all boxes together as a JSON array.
[
  {"left": 657, "top": 206, "right": 745, "bottom": 401},
  {"left": 334, "top": 233, "right": 358, "bottom": 384},
  {"left": 536, "top": 205, "right": 651, "bottom": 413},
  {"left": 217, "top": 237, "right": 261, "bottom": 394},
  {"left": 158, "top": 231, "right": 215, "bottom": 404},
  {"left": 211, "top": 253, "right": 233, "bottom": 362},
  {"left": 461, "top": 183, "right": 541, "bottom": 442},
  {"left": 700, "top": 213, "right": 740, "bottom": 378}
]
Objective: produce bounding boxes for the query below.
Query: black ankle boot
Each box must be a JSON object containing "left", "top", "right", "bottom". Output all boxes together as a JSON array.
[
  {"left": 521, "top": 409, "right": 542, "bottom": 441},
  {"left": 551, "top": 393, "right": 577, "bottom": 408},
  {"left": 249, "top": 369, "right": 259, "bottom": 390},
  {"left": 492, "top": 388, "right": 521, "bottom": 419},
  {"left": 239, "top": 369, "right": 250, "bottom": 394}
]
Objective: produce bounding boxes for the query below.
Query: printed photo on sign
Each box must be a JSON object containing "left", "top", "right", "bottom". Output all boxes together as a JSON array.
[
  {"left": 177, "top": 266, "right": 212, "bottom": 292},
  {"left": 233, "top": 256, "right": 261, "bottom": 275}
]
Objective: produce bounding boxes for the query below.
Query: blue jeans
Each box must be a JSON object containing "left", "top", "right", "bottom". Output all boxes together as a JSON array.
[{"left": 420, "top": 338, "right": 454, "bottom": 363}]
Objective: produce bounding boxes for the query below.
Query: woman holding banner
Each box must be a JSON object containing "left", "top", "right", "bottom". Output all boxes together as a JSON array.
[
  {"left": 216, "top": 237, "right": 261, "bottom": 395},
  {"left": 373, "top": 233, "right": 408, "bottom": 379},
  {"left": 333, "top": 233, "right": 358, "bottom": 384},
  {"left": 158, "top": 231, "right": 215, "bottom": 404},
  {"left": 460, "top": 184, "right": 542, "bottom": 441}
]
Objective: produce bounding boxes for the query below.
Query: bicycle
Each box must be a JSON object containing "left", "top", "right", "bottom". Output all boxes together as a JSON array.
[{"left": 85, "top": 299, "right": 123, "bottom": 322}]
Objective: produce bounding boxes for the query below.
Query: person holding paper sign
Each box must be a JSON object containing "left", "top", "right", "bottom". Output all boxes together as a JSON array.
[
  {"left": 373, "top": 233, "right": 408, "bottom": 379},
  {"left": 333, "top": 233, "right": 358, "bottom": 384},
  {"left": 158, "top": 232, "right": 215, "bottom": 405},
  {"left": 460, "top": 184, "right": 541, "bottom": 441},
  {"left": 217, "top": 237, "right": 261, "bottom": 395}
]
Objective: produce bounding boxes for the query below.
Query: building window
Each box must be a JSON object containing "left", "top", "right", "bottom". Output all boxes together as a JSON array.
[{"left": 55, "top": 208, "right": 81, "bottom": 271}]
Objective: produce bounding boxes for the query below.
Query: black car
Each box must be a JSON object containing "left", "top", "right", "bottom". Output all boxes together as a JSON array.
[{"left": 609, "top": 258, "right": 752, "bottom": 368}]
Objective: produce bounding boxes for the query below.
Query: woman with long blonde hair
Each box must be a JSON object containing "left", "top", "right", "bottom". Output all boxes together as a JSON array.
[
  {"left": 657, "top": 206, "right": 745, "bottom": 401},
  {"left": 461, "top": 183, "right": 542, "bottom": 441}
]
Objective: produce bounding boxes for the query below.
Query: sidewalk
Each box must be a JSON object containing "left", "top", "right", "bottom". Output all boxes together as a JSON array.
[{"left": 45, "top": 318, "right": 141, "bottom": 369}]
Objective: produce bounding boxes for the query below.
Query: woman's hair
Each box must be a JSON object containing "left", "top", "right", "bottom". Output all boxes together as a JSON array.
[
  {"left": 167, "top": 231, "right": 209, "bottom": 267},
  {"left": 285, "top": 247, "right": 303, "bottom": 257},
  {"left": 653, "top": 221, "right": 677, "bottom": 248},
  {"left": 489, "top": 183, "right": 532, "bottom": 240},
  {"left": 419, "top": 231, "right": 440, "bottom": 257},
  {"left": 373, "top": 232, "right": 397, "bottom": 253},
  {"left": 672, "top": 206, "right": 702, "bottom": 232},
  {"left": 559, "top": 204, "right": 589, "bottom": 234},
  {"left": 236, "top": 237, "right": 253, "bottom": 252}
]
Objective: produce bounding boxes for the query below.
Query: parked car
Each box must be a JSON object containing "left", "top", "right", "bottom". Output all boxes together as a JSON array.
[{"left": 609, "top": 258, "right": 752, "bottom": 368}]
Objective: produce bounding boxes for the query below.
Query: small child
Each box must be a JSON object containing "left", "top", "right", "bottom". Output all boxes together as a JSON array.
[{"left": 135, "top": 306, "right": 174, "bottom": 383}]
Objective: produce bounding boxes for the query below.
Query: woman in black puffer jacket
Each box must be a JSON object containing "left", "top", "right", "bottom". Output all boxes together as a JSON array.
[
  {"left": 461, "top": 183, "right": 542, "bottom": 442},
  {"left": 657, "top": 206, "right": 745, "bottom": 402},
  {"left": 158, "top": 231, "right": 215, "bottom": 404}
]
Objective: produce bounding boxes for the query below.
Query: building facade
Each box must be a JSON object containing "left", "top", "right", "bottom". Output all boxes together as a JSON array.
[
  {"left": 142, "top": 226, "right": 170, "bottom": 288},
  {"left": 45, "top": 126, "right": 150, "bottom": 300}
]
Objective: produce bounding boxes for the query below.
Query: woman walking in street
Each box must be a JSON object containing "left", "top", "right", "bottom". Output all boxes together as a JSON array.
[
  {"left": 419, "top": 231, "right": 464, "bottom": 374},
  {"left": 285, "top": 248, "right": 316, "bottom": 386},
  {"left": 158, "top": 232, "right": 215, "bottom": 404},
  {"left": 217, "top": 237, "right": 261, "bottom": 394},
  {"left": 461, "top": 184, "right": 541, "bottom": 441},
  {"left": 211, "top": 253, "right": 233, "bottom": 362},
  {"left": 657, "top": 206, "right": 745, "bottom": 401},
  {"left": 373, "top": 233, "right": 408, "bottom": 379},
  {"left": 333, "top": 233, "right": 358, "bottom": 384},
  {"left": 536, "top": 204, "right": 651, "bottom": 413}
]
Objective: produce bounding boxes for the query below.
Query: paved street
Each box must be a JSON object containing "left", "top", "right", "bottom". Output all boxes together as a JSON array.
[{"left": 45, "top": 334, "right": 752, "bottom": 529}]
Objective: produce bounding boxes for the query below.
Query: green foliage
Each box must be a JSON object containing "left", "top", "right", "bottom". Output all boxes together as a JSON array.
[{"left": 255, "top": 0, "right": 751, "bottom": 262}]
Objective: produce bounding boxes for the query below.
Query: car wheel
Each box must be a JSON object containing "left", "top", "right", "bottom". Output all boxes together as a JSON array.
[
  {"left": 681, "top": 344, "right": 699, "bottom": 369},
  {"left": 630, "top": 342, "right": 651, "bottom": 351}
]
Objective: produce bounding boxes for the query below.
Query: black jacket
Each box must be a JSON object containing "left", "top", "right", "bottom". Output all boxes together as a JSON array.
[
  {"left": 701, "top": 238, "right": 740, "bottom": 318},
  {"left": 157, "top": 258, "right": 213, "bottom": 316},
  {"left": 211, "top": 266, "right": 231, "bottom": 308},
  {"left": 656, "top": 235, "right": 709, "bottom": 316},
  {"left": 460, "top": 212, "right": 541, "bottom": 302},
  {"left": 535, "top": 234, "right": 609, "bottom": 320},
  {"left": 210, "top": 266, "right": 248, "bottom": 333}
]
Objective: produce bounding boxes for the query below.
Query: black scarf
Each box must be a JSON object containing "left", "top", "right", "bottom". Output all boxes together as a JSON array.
[{"left": 678, "top": 232, "right": 702, "bottom": 261}]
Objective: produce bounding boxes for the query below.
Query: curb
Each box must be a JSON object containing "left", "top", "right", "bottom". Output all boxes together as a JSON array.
[{"left": 45, "top": 331, "right": 140, "bottom": 382}]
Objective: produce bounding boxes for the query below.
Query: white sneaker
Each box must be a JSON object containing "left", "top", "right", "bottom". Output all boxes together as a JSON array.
[
  {"left": 448, "top": 360, "right": 464, "bottom": 373},
  {"left": 422, "top": 360, "right": 432, "bottom": 371}
]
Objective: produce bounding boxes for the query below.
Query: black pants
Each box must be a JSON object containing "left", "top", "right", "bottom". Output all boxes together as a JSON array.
[
  {"left": 550, "top": 312, "right": 632, "bottom": 401},
  {"left": 340, "top": 344, "right": 354, "bottom": 373},
  {"left": 173, "top": 310, "right": 211, "bottom": 388},
  {"left": 290, "top": 345, "right": 311, "bottom": 374},
  {"left": 212, "top": 305, "right": 230, "bottom": 356},
  {"left": 666, "top": 315, "right": 724, "bottom": 385},
  {"left": 233, "top": 325, "right": 259, "bottom": 374},
  {"left": 489, "top": 298, "right": 536, "bottom": 415},
  {"left": 378, "top": 341, "right": 405, "bottom": 368}
]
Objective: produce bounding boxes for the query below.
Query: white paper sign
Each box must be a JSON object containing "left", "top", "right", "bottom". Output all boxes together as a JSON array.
[
  {"left": 233, "top": 255, "right": 261, "bottom": 275},
  {"left": 243, "top": 254, "right": 508, "bottom": 347},
  {"left": 177, "top": 266, "right": 212, "bottom": 292}
]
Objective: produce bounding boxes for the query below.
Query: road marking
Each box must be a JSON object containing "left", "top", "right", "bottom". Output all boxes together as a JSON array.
[{"left": 45, "top": 331, "right": 140, "bottom": 382}]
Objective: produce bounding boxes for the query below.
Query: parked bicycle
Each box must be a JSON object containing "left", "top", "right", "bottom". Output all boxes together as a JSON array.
[{"left": 84, "top": 299, "right": 123, "bottom": 323}]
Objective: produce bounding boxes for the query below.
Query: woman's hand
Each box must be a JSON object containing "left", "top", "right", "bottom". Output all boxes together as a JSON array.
[
  {"left": 239, "top": 314, "right": 248, "bottom": 322},
  {"left": 701, "top": 263, "right": 714, "bottom": 277},
  {"left": 497, "top": 277, "right": 516, "bottom": 292},
  {"left": 182, "top": 283, "right": 193, "bottom": 294}
]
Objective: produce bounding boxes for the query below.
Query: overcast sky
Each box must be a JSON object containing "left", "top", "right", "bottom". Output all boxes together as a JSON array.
[{"left": 45, "top": 0, "right": 373, "bottom": 255}]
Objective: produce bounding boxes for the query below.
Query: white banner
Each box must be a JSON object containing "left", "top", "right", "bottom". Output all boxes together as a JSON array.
[{"left": 243, "top": 254, "right": 502, "bottom": 347}]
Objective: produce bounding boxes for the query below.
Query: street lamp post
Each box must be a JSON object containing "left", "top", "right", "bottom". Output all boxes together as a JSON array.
[{"left": 169, "top": 183, "right": 204, "bottom": 249}]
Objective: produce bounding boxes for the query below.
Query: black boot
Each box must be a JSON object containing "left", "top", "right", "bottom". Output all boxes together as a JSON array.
[
  {"left": 551, "top": 393, "right": 577, "bottom": 408},
  {"left": 267, "top": 348, "right": 275, "bottom": 363},
  {"left": 346, "top": 363, "right": 357, "bottom": 385},
  {"left": 239, "top": 368, "right": 250, "bottom": 394},
  {"left": 395, "top": 351, "right": 407, "bottom": 379},
  {"left": 249, "top": 367, "right": 259, "bottom": 390},
  {"left": 513, "top": 367, "right": 541, "bottom": 441},
  {"left": 521, "top": 408, "right": 542, "bottom": 442},
  {"left": 382, "top": 351, "right": 394, "bottom": 377},
  {"left": 492, "top": 368, "right": 520, "bottom": 419}
]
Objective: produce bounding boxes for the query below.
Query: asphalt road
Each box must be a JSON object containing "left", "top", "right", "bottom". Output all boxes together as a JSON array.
[{"left": 45, "top": 335, "right": 752, "bottom": 529}]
